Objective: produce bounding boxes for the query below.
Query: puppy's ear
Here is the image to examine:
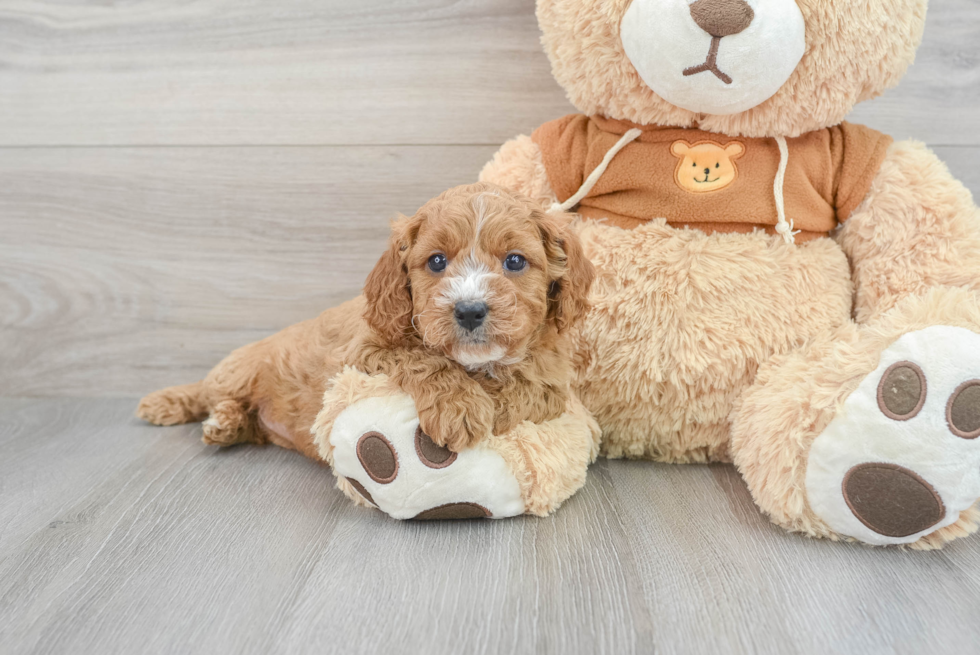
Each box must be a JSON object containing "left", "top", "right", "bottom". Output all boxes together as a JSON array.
[
  {"left": 538, "top": 210, "right": 595, "bottom": 333},
  {"left": 363, "top": 213, "right": 420, "bottom": 346}
]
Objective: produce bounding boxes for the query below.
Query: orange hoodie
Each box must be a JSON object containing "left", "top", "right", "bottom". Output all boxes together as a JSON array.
[{"left": 532, "top": 114, "right": 892, "bottom": 243}]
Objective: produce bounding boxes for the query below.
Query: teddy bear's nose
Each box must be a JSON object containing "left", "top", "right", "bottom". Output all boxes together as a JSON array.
[{"left": 689, "top": 0, "right": 755, "bottom": 38}]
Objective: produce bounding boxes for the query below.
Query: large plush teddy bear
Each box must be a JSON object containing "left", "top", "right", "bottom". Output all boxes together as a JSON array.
[{"left": 320, "top": 0, "right": 980, "bottom": 549}]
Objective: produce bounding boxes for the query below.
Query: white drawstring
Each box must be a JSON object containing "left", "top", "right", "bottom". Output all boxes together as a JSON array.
[
  {"left": 551, "top": 128, "right": 644, "bottom": 213},
  {"left": 773, "top": 136, "right": 799, "bottom": 245}
]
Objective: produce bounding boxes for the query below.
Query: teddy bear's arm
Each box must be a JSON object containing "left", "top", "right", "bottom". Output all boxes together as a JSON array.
[
  {"left": 490, "top": 377, "right": 569, "bottom": 436},
  {"left": 836, "top": 140, "right": 980, "bottom": 324},
  {"left": 479, "top": 135, "right": 559, "bottom": 208}
]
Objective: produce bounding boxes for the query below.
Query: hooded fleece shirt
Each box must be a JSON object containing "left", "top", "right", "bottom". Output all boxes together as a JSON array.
[{"left": 532, "top": 114, "right": 893, "bottom": 243}]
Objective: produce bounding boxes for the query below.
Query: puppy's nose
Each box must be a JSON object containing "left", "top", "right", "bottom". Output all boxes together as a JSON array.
[
  {"left": 689, "top": 0, "right": 754, "bottom": 38},
  {"left": 454, "top": 301, "right": 488, "bottom": 331}
]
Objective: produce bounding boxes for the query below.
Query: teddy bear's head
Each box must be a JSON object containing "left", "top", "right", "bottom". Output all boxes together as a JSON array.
[{"left": 537, "top": 0, "right": 926, "bottom": 138}]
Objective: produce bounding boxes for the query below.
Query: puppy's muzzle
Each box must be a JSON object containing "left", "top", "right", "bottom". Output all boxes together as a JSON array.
[{"left": 454, "top": 301, "right": 488, "bottom": 332}]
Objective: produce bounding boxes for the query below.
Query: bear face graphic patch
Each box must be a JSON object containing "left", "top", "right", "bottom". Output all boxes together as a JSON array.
[{"left": 670, "top": 140, "right": 745, "bottom": 193}]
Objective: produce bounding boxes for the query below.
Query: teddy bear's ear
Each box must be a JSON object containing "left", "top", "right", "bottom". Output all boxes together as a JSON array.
[
  {"left": 724, "top": 142, "right": 746, "bottom": 158},
  {"left": 670, "top": 141, "right": 691, "bottom": 158}
]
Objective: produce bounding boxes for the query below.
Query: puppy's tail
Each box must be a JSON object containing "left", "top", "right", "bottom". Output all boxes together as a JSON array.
[{"left": 137, "top": 381, "right": 209, "bottom": 426}]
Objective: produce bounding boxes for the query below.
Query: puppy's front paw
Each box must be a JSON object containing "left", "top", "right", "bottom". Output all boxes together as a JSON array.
[
  {"left": 493, "top": 414, "right": 522, "bottom": 437},
  {"left": 418, "top": 392, "right": 494, "bottom": 452}
]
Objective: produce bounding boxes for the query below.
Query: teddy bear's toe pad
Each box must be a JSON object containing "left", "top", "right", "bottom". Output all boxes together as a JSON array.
[
  {"left": 807, "top": 326, "right": 980, "bottom": 545},
  {"left": 841, "top": 463, "right": 945, "bottom": 538},
  {"left": 329, "top": 394, "right": 525, "bottom": 520}
]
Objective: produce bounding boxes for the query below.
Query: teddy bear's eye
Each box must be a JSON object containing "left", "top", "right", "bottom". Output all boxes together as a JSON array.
[
  {"left": 692, "top": 162, "right": 697, "bottom": 167},
  {"left": 716, "top": 163, "right": 720, "bottom": 168}
]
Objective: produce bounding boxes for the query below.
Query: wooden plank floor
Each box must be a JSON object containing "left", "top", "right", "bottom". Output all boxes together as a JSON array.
[
  {"left": 2, "top": 1, "right": 980, "bottom": 653},
  {"left": 3, "top": 398, "right": 980, "bottom": 655}
]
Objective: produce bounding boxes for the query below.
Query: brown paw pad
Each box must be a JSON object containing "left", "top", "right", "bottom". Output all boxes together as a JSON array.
[
  {"left": 412, "top": 502, "right": 492, "bottom": 520},
  {"left": 356, "top": 432, "right": 399, "bottom": 484},
  {"left": 345, "top": 477, "right": 376, "bottom": 506},
  {"left": 876, "top": 361, "right": 926, "bottom": 421},
  {"left": 842, "top": 463, "right": 945, "bottom": 538},
  {"left": 414, "top": 427, "right": 458, "bottom": 469},
  {"left": 947, "top": 380, "right": 980, "bottom": 439}
]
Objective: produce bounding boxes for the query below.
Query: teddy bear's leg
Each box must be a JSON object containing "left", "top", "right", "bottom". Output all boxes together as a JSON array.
[
  {"left": 731, "top": 141, "right": 980, "bottom": 549},
  {"left": 731, "top": 141, "right": 980, "bottom": 548},
  {"left": 732, "top": 288, "right": 980, "bottom": 548},
  {"left": 312, "top": 369, "right": 601, "bottom": 520}
]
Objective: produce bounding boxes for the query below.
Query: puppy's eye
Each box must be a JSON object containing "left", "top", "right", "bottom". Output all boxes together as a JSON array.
[
  {"left": 504, "top": 253, "right": 527, "bottom": 272},
  {"left": 427, "top": 253, "right": 447, "bottom": 273}
]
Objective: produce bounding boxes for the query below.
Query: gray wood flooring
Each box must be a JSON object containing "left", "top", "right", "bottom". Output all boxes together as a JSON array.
[
  {"left": 2, "top": 1, "right": 980, "bottom": 653},
  {"left": 4, "top": 398, "right": 980, "bottom": 655}
]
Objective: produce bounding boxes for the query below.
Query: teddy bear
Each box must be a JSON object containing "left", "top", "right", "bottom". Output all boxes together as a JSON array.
[
  {"left": 468, "top": 0, "right": 980, "bottom": 548},
  {"left": 320, "top": 0, "right": 980, "bottom": 548}
]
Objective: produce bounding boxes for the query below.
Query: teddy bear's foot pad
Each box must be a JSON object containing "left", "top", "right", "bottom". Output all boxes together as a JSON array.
[
  {"left": 806, "top": 326, "right": 980, "bottom": 545},
  {"left": 329, "top": 394, "right": 525, "bottom": 520}
]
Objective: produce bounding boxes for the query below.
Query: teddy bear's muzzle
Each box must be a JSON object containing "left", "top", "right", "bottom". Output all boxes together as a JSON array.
[
  {"left": 620, "top": 0, "right": 806, "bottom": 115},
  {"left": 682, "top": 0, "right": 755, "bottom": 85}
]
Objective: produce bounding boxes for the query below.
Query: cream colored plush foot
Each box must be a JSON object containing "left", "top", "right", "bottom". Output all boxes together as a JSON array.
[
  {"left": 806, "top": 326, "right": 980, "bottom": 546},
  {"left": 326, "top": 392, "right": 526, "bottom": 520},
  {"left": 312, "top": 368, "right": 600, "bottom": 521}
]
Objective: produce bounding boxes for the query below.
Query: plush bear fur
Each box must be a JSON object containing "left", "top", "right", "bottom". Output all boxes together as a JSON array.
[
  {"left": 536, "top": 0, "right": 926, "bottom": 138},
  {"left": 477, "top": 0, "right": 980, "bottom": 548}
]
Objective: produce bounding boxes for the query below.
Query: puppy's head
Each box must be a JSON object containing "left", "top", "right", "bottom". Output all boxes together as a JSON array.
[{"left": 363, "top": 182, "right": 594, "bottom": 369}]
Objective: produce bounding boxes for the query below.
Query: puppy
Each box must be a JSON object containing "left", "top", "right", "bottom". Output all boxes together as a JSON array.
[{"left": 137, "top": 182, "right": 595, "bottom": 458}]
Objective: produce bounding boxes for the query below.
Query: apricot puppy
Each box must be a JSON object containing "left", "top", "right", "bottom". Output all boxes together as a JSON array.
[{"left": 138, "top": 183, "right": 595, "bottom": 458}]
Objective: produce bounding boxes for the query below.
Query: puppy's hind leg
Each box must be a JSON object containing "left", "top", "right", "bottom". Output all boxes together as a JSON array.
[
  {"left": 138, "top": 381, "right": 264, "bottom": 447},
  {"left": 202, "top": 399, "right": 264, "bottom": 447},
  {"left": 138, "top": 381, "right": 209, "bottom": 426}
]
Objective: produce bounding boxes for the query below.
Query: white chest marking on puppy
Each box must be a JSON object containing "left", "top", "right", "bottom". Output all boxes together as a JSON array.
[
  {"left": 454, "top": 346, "right": 524, "bottom": 375},
  {"left": 454, "top": 344, "right": 508, "bottom": 369}
]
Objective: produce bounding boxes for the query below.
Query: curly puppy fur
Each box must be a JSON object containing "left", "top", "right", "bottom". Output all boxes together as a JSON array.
[{"left": 138, "top": 183, "right": 594, "bottom": 458}]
